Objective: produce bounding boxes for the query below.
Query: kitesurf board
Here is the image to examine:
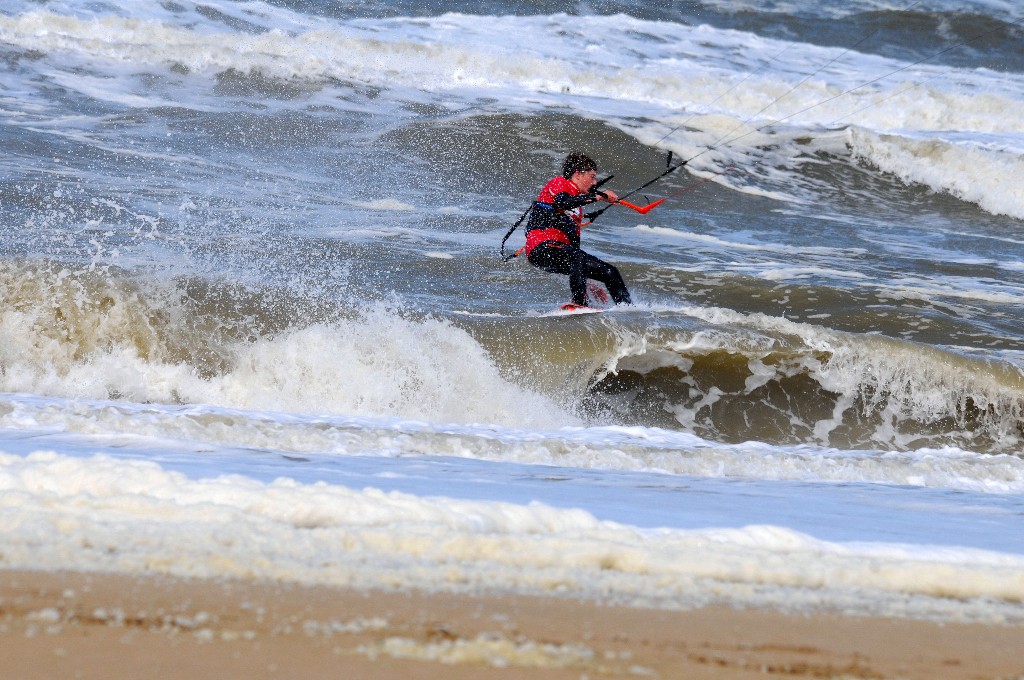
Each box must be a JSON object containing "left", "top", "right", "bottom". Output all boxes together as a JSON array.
[
  {"left": 548, "top": 303, "right": 605, "bottom": 315},
  {"left": 542, "top": 283, "right": 612, "bottom": 315}
]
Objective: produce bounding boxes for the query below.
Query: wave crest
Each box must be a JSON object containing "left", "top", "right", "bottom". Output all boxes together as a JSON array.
[
  {"left": 0, "top": 261, "right": 575, "bottom": 427},
  {"left": 584, "top": 309, "right": 1024, "bottom": 453}
]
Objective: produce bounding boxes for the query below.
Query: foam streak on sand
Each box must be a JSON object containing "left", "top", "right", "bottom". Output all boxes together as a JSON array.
[
  {"left": 3, "top": 451, "right": 1023, "bottom": 624},
  {"left": 2, "top": 571, "right": 1023, "bottom": 680}
]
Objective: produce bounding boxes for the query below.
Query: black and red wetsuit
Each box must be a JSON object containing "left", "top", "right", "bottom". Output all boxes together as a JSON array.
[{"left": 525, "top": 176, "right": 631, "bottom": 307}]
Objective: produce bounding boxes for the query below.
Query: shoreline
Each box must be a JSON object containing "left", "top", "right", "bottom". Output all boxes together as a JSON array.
[{"left": 2, "top": 569, "right": 1022, "bottom": 679}]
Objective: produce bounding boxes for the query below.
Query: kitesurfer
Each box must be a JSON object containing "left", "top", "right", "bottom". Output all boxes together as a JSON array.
[{"left": 524, "top": 153, "right": 632, "bottom": 308}]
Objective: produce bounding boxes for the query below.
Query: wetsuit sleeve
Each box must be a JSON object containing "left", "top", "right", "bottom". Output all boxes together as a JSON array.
[{"left": 551, "top": 191, "right": 598, "bottom": 211}]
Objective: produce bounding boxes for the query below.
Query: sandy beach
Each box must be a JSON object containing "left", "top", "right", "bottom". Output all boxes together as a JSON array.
[{"left": 2, "top": 570, "right": 1022, "bottom": 680}]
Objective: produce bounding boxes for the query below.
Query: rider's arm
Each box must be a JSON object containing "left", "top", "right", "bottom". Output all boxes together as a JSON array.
[{"left": 551, "top": 191, "right": 599, "bottom": 211}]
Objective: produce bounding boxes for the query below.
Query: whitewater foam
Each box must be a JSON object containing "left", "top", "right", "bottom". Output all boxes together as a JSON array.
[
  {"left": 0, "top": 264, "right": 576, "bottom": 427},
  {"left": 849, "top": 127, "right": 1024, "bottom": 220},
  {"left": 2, "top": 450, "right": 1022, "bottom": 623},
  {"left": 4, "top": 7, "right": 1024, "bottom": 219}
]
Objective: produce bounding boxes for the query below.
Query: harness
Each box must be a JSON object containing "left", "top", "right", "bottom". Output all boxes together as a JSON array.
[
  {"left": 501, "top": 174, "right": 614, "bottom": 261},
  {"left": 500, "top": 202, "right": 583, "bottom": 261}
]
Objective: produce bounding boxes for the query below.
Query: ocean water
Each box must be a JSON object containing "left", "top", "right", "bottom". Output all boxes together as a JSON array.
[{"left": 2, "top": 1, "right": 1023, "bottom": 624}]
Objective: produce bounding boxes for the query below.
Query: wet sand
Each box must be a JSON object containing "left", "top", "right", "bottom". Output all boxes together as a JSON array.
[{"left": 1, "top": 569, "right": 1022, "bottom": 679}]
